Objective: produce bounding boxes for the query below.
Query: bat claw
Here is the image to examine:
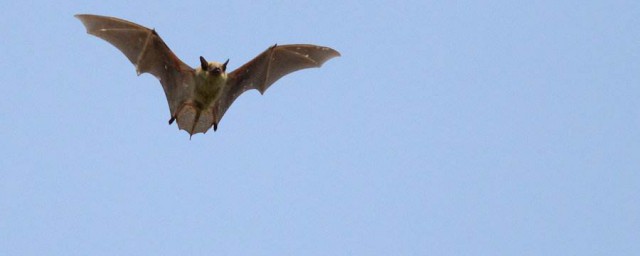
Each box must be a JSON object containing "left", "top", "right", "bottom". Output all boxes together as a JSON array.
[{"left": 168, "top": 116, "right": 176, "bottom": 124}]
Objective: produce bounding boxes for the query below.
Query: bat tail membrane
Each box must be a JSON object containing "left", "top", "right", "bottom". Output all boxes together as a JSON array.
[{"left": 171, "top": 101, "right": 218, "bottom": 136}]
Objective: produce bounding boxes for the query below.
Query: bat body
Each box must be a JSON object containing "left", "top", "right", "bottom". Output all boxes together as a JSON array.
[{"left": 75, "top": 14, "right": 340, "bottom": 136}]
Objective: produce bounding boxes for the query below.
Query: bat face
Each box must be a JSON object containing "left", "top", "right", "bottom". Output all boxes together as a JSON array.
[
  {"left": 199, "top": 56, "right": 228, "bottom": 77},
  {"left": 192, "top": 60, "right": 228, "bottom": 119},
  {"left": 76, "top": 14, "right": 340, "bottom": 137}
]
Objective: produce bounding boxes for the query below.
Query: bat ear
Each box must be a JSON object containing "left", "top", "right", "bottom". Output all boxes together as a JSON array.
[
  {"left": 200, "top": 56, "right": 208, "bottom": 70},
  {"left": 222, "top": 59, "right": 229, "bottom": 72}
]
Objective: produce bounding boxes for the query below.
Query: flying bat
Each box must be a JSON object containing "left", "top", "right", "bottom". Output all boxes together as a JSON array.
[{"left": 75, "top": 14, "right": 340, "bottom": 136}]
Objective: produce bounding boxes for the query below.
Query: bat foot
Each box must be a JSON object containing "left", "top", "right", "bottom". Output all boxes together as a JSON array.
[{"left": 168, "top": 101, "right": 197, "bottom": 126}]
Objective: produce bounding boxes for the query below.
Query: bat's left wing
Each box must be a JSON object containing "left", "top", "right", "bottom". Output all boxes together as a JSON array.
[
  {"left": 75, "top": 14, "right": 195, "bottom": 119},
  {"left": 211, "top": 44, "right": 340, "bottom": 129}
]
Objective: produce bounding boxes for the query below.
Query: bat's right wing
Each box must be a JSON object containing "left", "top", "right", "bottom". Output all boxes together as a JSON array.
[
  {"left": 75, "top": 14, "right": 195, "bottom": 117},
  {"left": 212, "top": 44, "right": 340, "bottom": 128}
]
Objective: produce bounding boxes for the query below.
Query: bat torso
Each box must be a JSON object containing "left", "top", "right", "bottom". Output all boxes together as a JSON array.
[{"left": 193, "top": 67, "right": 227, "bottom": 108}]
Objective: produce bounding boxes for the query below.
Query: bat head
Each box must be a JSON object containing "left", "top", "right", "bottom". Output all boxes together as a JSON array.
[{"left": 199, "top": 56, "right": 229, "bottom": 76}]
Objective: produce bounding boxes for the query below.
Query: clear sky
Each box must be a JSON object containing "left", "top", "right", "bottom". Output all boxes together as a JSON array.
[{"left": 1, "top": 0, "right": 638, "bottom": 255}]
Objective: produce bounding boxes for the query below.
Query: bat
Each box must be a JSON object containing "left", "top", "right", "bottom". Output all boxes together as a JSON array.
[{"left": 75, "top": 14, "right": 340, "bottom": 137}]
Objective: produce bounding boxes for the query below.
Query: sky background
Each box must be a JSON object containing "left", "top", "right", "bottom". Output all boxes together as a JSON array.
[{"left": 1, "top": 0, "right": 639, "bottom": 255}]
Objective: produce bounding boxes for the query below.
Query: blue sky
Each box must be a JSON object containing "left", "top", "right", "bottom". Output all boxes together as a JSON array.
[{"left": 1, "top": 0, "right": 639, "bottom": 255}]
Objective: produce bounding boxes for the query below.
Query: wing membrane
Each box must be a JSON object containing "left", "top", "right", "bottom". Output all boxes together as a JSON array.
[
  {"left": 212, "top": 44, "right": 340, "bottom": 126},
  {"left": 75, "top": 14, "right": 195, "bottom": 115}
]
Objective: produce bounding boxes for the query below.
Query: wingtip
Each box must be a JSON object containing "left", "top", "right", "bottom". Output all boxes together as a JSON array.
[
  {"left": 326, "top": 47, "right": 341, "bottom": 58},
  {"left": 74, "top": 14, "right": 92, "bottom": 20}
]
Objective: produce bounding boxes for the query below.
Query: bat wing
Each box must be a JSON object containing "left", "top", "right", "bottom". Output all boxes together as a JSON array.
[
  {"left": 75, "top": 14, "right": 195, "bottom": 118},
  {"left": 213, "top": 44, "right": 340, "bottom": 127}
]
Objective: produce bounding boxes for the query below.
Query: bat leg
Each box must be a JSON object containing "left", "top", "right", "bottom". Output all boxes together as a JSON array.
[
  {"left": 189, "top": 110, "right": 202, "bottom": 136},
  {"left": 168, "top": 101, "right": 197, "bottom": 125},
  {"left": 211, "top": 111, "right": 219, "bottom": 131}
]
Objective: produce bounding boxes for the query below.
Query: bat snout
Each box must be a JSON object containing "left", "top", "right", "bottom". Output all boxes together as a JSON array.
[{"left": 208, "top": 67, "right": 224, "bottom": 77}]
